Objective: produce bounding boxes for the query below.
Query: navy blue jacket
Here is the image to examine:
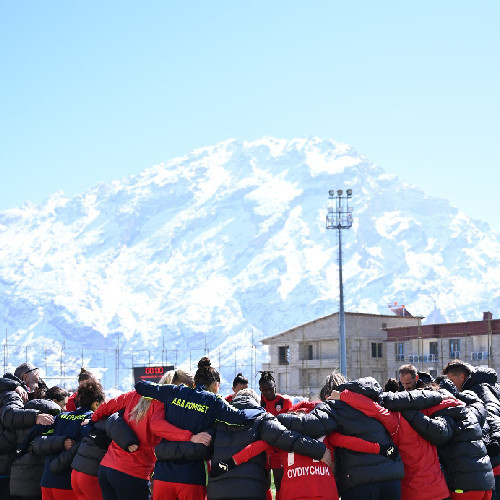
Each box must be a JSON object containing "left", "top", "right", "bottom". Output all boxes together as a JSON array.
[
  {"left": 34, "top": 407, "right": 93, "bottom": 490},
  {"left": 135, "top": 381, "right": 263, "bottom": 486}
]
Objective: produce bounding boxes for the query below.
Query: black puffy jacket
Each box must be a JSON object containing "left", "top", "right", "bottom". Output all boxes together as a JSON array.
[
  {"left": 277, "top": 377, "right": 404, "bottom": 494},
  {"left": 0, "top": 374, "right": 39, "bottom": 476},
  {"left": 207, "top": 391, "right": 327, "bottom": 500},
  {"left": 461, "top": 366, "right": 500, "bottom": 468},
  {"left": 382, "top": 388, "right": 443, "bottom": 412},
  {"left": 71, "top": 410, "right": 139, "bottom": 477},
  {"left": 9, "top": 399, "right": 62, "bottom": 498},
  {"left": 403, "top": 386, "right": 494, "bottom": 493}
]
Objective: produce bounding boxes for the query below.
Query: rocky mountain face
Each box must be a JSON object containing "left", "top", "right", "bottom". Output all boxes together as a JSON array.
[{"left": 1, "top": 137, "right": 498, "bottom": 390}]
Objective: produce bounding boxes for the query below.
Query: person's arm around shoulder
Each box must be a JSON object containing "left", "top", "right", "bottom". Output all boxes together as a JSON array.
[
  {"left": 213, "top": 396, "right": 263, "bottom": 426},
  {"left": 149, "top": 400, "right": 194, "bottom": 442},
  {"left": 1, "top": 391, "right": 53, "bottom": 429},
  {"left": 330, "top": 389, "right": 398, "bottom": 433},
  {"left": 91, "top": 391, "right": 132, "bottom": 422},
  {"left": 134, "top": 381, "right": 174, "bottom": 403},
  {"left": 259, "top": 413, "right": 327, "bottom": 461},
  {"left": 402, "top": 410, "right": 454, "bottom": 446},
  {"left": 277, "top": 403, "right": 337, "bottom": 438}
]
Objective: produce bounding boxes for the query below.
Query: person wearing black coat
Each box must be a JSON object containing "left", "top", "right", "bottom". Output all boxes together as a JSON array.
[
  {"left": 444, "top": 362, "right": 500, "bottom": 499},
  {"left": 0, "top": 373, "right": 54, "bottom": 500},
  {"left": 9, "top": 399, "right": 62, "bottom": 500},
  {"left": 30, "top": 379, "right": 105, "bottom": 500},
  {"left": 207, "top": 388, "right": 329, "bottom": 500},
  {"left": 71, "top": 411, "right": 140, "bottom": 500},
  {"left": 277, "top": 374, "right": 404, "bottom": 500},
  {"left": 402, "top": 379, "right": 494, "bottom": 499}
]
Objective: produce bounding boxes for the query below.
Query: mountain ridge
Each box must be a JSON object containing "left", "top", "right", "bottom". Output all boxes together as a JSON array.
[{"left": 1, "top": 136, "right": 498, "bottom": 389}]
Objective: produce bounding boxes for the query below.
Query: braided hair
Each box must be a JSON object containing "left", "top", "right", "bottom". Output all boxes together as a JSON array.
[{"left": 258, "top": 371, "right": 275, "bottom": 385}]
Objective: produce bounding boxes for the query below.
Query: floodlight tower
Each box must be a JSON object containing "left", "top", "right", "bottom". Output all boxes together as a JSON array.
[{"left": 326, "top": 189, "right": 353, "bottom": 376}]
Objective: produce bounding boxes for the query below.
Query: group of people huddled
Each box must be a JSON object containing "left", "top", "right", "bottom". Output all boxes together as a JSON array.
[{"left": 1, "top": 357, "right": 500, "bottom": 500}]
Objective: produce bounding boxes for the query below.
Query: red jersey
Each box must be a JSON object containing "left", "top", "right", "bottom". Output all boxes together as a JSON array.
[
  {"left": 260, "top": 394, "right": 293, "bottom": 416},
  {"left": 233, "top": 433, "right": 379, "bottom": 500},
  {"left": 65, "top": 392, "right": 77, "bottom": 412},
  {"left": 92, "top": 391, "right": 192, "bottom": 480}
]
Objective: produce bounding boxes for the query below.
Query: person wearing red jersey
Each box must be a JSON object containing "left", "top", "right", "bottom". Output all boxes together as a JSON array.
[
  {"left": 211, "top": 400, "right": 398, "bottom": 500},
  {"left": 226, "top": 373, "right": 248, "bottom": 403},
  {"left": 258, "top": 371, "right": 292, "bottom": 498},
  {"left": 91, "top": 383, "right": 211, "bottom": 500}
]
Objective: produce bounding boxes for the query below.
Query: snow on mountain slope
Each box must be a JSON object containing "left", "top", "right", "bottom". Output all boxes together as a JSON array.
[{"left": 1, "top": 137, "right": 499, "bottom": 390}]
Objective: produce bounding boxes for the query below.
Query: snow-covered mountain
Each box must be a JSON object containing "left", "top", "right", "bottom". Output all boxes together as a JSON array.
[{"left": 1, "top": 137, "right": 499, "bottom": 390}]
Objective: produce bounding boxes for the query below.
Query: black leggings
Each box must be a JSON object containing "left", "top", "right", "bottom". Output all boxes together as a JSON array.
[{"left": 98, "top": 465, "right": 150, "bottom": 500}]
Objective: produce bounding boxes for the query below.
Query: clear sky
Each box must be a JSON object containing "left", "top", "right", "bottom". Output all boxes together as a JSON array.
[{"left": 1, "top": 1, "right": 499, "bottom": 231}]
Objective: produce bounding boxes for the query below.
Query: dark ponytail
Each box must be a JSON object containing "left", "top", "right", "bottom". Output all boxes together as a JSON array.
[
  {"left": 194, "top": 357, "right": 220, "bottom": 388},
  {"left": 232, "top": 372, "right": 248, "bottom": 387}
]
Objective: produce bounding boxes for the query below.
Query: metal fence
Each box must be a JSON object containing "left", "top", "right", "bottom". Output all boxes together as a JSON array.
[{"left": 2, "top": 343, "right": 264, "bottom": 393}]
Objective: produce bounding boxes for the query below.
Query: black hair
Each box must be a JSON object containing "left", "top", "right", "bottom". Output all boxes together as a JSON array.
[
  {"left": 77, "top": 380, "right": 105, "bottom": 410},
  {"left": 384, "top": 378, "right": 399, "bottom": 393},
  {"left": 232, "top": 373, "right": 248, "bottom": 387},
  {"left": 45, "top": 386, "right": 69, "bottom": 402},
  {"left": 442, "top": 360, "right": 472, "bottom": 377},
  {"left": 78, "top": 367, "right": 95, "bottom": 383},
  {"left": 258, "top": 371, "right": 275, "bottom": 386},
  {"left": 194, "top": 357, "right": 220, "bottom": 387}
]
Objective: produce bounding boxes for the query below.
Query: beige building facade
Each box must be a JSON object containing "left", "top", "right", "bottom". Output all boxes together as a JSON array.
[
  {"left": 261, "top": 311, "right": 421, "bottom": 399},
  {"left": 386, "top": 312, "right": 500, "bottom": 380}
]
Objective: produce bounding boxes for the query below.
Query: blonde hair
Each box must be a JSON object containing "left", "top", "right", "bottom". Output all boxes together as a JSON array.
[{"left": 130, "top": 369, "right": 194, "bottom": 422}]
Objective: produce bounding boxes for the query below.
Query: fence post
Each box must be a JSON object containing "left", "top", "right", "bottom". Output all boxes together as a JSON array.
[{"left": 60, "top": 347, "right": 63, "bottom": 388}]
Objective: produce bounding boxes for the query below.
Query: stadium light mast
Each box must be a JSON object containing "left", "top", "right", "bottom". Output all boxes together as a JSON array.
[{"left": 326, "top": 188, "right": 353, "bottom": 377}]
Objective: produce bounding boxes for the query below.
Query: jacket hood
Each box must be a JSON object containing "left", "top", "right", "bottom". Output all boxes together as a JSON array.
[
  {"left": 3, "top": 372, "right": 22, "bottom": 383},
  {"left": 338, "top": 377, "right": 383, "bottom": 402},
  {"left": 464, "top": 366, "right": 497, "bottom": 389},
  {"left": 25, "top": 398, "right": 62, "bottom": 416},
  {"left": 438, "top": 378, "right": 459, "bottom": 397},
  {"left": 231, "top": 392, "right": 262, "bottom": 410}
]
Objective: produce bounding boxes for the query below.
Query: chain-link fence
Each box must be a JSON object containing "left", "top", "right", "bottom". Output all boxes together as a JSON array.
[{"left": 2, "top": 343, "right": 264, "bottom": 393}]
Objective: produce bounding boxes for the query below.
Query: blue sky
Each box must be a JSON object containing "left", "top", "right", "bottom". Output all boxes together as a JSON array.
[{"left": 1, "top": 1, "right": 499, "bottom": 231}]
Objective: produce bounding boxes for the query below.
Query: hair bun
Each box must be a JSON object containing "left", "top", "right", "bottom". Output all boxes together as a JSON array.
[
  {"left": 237, "top": 372, "right": 243, "bottom": 377},
  {"left": 198, "top": 357, "right": 211, "bottom": 369}
]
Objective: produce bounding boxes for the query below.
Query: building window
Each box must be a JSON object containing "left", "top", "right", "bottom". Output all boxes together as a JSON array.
[
  {"left": 372, "top": 343, "right": 383, "bottom": 358},
  {"left": 308, "top": 345, "right": 314, "bottom": 360},
  {"left": 449, "top": 339, "right": 460, "bottom": 359},
  {"left": 395, "top": 342, "right": 404, "bottom": 361},
  {"left": 429, "top": 342, "right": 438, "bottom": 361},
  {"left": 279, "top": 346, "right": 290, "bottom": 365}
]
